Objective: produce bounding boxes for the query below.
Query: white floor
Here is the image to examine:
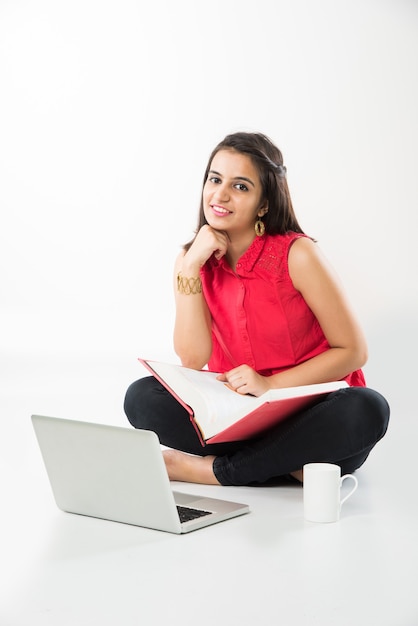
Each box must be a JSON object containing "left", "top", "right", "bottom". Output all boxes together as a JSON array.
[{"left": 1, "top": 349, "right": 417, "bottom": 626}]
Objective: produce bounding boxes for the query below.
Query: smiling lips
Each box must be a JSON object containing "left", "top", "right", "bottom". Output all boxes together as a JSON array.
[{"left": 211, "top": 204, "right": 232, "bottom": 217}]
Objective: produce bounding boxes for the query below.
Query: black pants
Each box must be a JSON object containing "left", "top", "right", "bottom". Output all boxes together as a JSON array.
[{"left": 123, "top": 376, "right": 390, "bottom": 486}]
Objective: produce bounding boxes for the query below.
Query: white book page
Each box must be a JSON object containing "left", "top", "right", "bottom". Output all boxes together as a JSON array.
[
  {"left": 145, "top": 360, "right": 259, "bottom": 437},
  {"left": 145, "top": 360, "right": 348, "bottom": 439},
  {"left": 177, "top": 367, "right": 259, "bottom": 432}
]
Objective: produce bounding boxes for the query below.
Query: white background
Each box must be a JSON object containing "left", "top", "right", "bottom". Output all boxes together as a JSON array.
[
  {"left": 1, "top": 3, "right": 418, "bottom": 624},
  {"left": 1, "top": 0, "right": 417, "bottom": 432}
]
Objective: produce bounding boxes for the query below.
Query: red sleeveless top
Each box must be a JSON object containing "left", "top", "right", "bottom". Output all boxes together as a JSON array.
[{"left": 200, "top": 232, "right": 365, "bottom": 387}]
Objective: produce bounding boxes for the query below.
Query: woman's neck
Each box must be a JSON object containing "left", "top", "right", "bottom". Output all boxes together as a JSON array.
[{"left": 225, "top": 231, "right": 257, "bottom": 270}]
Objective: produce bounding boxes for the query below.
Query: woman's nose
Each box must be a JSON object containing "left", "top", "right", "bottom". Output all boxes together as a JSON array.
[{"left": 213, "top": 183, "right": 230, "bottom": 202}]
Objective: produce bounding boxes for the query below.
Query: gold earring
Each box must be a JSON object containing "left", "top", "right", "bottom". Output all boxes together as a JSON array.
[{"left": 255, "top": 218, "right": 265, "bottom": 237}]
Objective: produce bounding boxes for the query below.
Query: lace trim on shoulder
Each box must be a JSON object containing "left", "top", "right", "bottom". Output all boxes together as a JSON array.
[{"left": 255, "top": 233, "right": 306, "bottom": 276}]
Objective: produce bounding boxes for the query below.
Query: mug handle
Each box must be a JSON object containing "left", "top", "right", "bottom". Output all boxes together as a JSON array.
[{"left": 340, "top": 474, "right": 358, "bottom": 507}]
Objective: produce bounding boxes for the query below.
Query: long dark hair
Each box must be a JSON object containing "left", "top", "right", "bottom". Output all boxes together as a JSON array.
[{"left": 184, "top": 131, "right": 304, "bottom": 249}]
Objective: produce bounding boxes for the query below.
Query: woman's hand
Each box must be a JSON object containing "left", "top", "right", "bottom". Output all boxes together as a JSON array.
[
  {"left": 217, "top": 365, "right": 271, "bottom": 397},
  {"left": 183, "top": 225, "right": 230, "bottom": 272}
]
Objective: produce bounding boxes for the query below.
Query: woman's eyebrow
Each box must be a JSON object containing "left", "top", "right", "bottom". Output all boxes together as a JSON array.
[{"left": 208, "top": 170, "right": 255, "bottom": 187}]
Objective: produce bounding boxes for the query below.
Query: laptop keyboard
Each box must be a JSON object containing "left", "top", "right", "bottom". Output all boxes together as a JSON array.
[{"left": 177, "top": 505, "right": 212, "bottom": 524}]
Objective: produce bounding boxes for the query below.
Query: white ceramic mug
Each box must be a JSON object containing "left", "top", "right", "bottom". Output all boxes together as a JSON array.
[{"left": 303, "top": 463, "right": 358, "bottom": 523}]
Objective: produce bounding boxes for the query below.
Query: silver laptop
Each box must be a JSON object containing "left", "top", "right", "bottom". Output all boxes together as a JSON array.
[{"left": 31, "top": 415, "right": 249, "bottom": 534}]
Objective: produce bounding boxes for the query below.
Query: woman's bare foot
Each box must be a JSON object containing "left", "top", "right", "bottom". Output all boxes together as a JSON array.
[{"left": 163, "top": 449, "right": 220, "bottom": 485}]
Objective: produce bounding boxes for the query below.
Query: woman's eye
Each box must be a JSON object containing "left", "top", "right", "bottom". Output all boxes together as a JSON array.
[
  {"left": 235, "top": 183, "right": 248, "bottom": 192},
  {"left": 209, "top": 176, "right": 221, "bottom": 184}
]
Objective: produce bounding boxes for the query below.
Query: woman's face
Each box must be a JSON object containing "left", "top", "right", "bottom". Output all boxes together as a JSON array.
[{"left": 203, "top": 149, "right": 267, "bottom": 238}]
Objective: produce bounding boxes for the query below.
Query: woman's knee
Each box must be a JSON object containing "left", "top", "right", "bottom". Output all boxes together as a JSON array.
[
  {"left": 364, "top": 387, "right": 390, "bottom": 439},
  {"left": 123, "top": 376, "right": 160, "bottom": 428},
  {"left": 349, "top": 386, "right": 390, "bottom": 443}
]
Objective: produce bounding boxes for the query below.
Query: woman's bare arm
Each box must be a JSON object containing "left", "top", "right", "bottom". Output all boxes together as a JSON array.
[
  {"left": 173, "top": 225, "right": 229, "bottom": 369},
  {"left": 268, "top": 236, "right": 368, "bottom": 388}
]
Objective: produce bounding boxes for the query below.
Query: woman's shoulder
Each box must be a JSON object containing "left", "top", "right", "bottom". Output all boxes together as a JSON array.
[
  {"left": 267, "top": 230, "right": 308, "bottom": 244},
  {"left": 287, "top": 235, "right": 338, "bottom": 291},
  {"left": 264, "top": 231, "right": 310, "bottom": 257},
  {"left": 287, "top": 234, "right": 323, "bottom": 264}
]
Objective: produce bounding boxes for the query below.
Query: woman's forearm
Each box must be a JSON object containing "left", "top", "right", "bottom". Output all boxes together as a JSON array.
[
  {"left": 173, "top": 258, "right": 213, "bottom": 370},
  {"left": 266, "top": 345, "right": 367, "bottom": 390}
]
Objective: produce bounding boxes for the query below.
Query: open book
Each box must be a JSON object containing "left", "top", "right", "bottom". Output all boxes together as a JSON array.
[{"left": 139, "top": 359, "right": 348, "bottom": 446}]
